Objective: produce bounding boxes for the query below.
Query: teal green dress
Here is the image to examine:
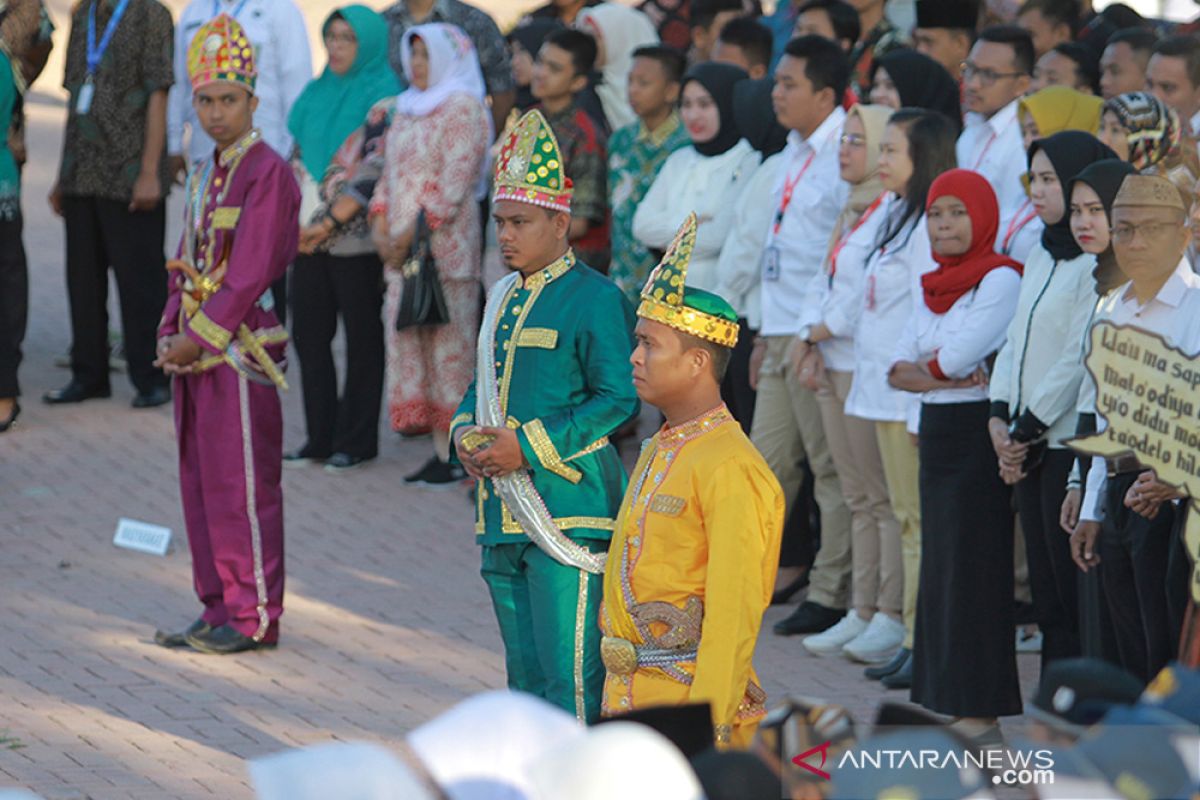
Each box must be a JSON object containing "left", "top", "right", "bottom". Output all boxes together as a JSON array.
[
  {"left": 0, "top": 53, "right": 19, "bottom": 222},
  {"left": 451, "top": 251, "right": 638, "bottom": 722}
]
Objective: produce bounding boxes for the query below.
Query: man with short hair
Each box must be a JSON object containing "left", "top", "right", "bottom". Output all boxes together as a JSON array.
[
  {"left": 757, "top": 35, "right": 852, "bottom": 637},
  {"left": 1015, "top": 0, "right": 1077, "bottom": 59},
  {"left": 958, "top": 25, "right": 1034, "bottom": 259},
  {"left": 792, "top": 0, "right": 859, "bottom": 54},
  {"left": 690, "top": 0, "right": 746, "bottom": 63},
  {"left": 1099, "top": 27, "right": 1157, "bottom": 100},
  {"left": 712, "top": 15, "right": 772, "bottom": 79},
  {"left": 912, "top": 0, "right": 978, "bottom": 81},
  {"left": 1072, "top": 173, "right": 1200, "bottom": 683},
  {"left": 1031, "top": 41, "right": 1099, "bottom": 94},
  {"left": 600, "top": 213, "right": 784, "bottom": 749},
  {"left": 153, "top": 14, "right": 300, "bottom": 655},
  {"left": 452, "top": 110, "right": 638, "bottom": 722},
  {"left": 1146, "top": 36, "right": 1200, "bottom": 139}
]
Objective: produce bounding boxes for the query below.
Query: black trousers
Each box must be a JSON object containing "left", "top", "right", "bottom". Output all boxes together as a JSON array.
[
  {"left": 1166, "top": 503, "right": 1191, "bottom": 657},
  {"left": 0, "top": 214, "right": 27, "bottom": 398},
  {"left": 1077, "top": 456, "right": 1120, "bottom": 662},
  {"left": 1099, "top": 471, "right": 1176, "bottom": 683},
  {"left": 62, "top": 197, "right": 167, "bottom": 395},
  {"left": 1014, "top": 448, "right": 1081, "bottom": 670},
  {"left": 291, "top": 251, "right": 384, "bottom": 459},
  {"left": 720, "top": 317, "right": 757, "bottom": 435}
]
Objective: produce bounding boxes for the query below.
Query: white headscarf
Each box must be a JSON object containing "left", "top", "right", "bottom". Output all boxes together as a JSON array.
[
  {"left": 397, "top": 22, "right": 494, "bottom": 198},
  {"left": 528, "top": 722, "right": 704, "bottom": 800},
  {"left": 407, "top": 690, "right": 584, "bottom": 800},
  {"left": 576, "top": 3, "right": 659, "bottom": 131},
  {"left": 249, "top": 742, "right": 436, "bottom": 800}
]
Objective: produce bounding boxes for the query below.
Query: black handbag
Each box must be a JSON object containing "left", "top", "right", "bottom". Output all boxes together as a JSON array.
[{"left": 394, "top": 210, "right": 448, "bottom": 330}]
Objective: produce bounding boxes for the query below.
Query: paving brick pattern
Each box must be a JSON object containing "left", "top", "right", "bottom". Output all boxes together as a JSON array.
[{"left": 1, "top": 64, "right": 1039, "bottom": 800}]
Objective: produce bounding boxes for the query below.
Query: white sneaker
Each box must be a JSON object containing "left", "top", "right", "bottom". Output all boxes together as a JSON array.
[
  {"left": 802, "top": 611, "right": 868, "bottom": 656},
  {"left": 843, "top": 613, "right": 906, "bottom": 663}
]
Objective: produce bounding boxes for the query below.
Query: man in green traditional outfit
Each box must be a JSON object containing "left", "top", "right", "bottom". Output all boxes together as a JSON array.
[{"left": 451, "top": 109, "right": 639, "bottom": 723}]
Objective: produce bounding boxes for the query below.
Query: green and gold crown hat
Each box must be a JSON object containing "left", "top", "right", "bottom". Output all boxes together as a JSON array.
[
  {"left": 637, "top": 213, "right": 740, "bottom": 347},
  {"left": 492, "top": 109, "right": 573, "bottom": 214}
]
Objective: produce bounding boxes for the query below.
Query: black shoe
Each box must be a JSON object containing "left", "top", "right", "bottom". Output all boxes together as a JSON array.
[
  {"left": 185, "top": 624, "right": 277, "bottom": 654},
  {"left": 131, "top": 385, "right": 171, "bottom": 409},
  {"left": 324, "top": 453, "right": 373, "bottom": 473},
  {"left": 283, "top": 446, "right": 328, "bottom": 468},
  {"left": 0, "top": 401, "right": 19, "bottom": 433},
  {"left": 404, "top": 456, "right": 466, "bottom": 488},
  {"left": 881, "top": 651, "right": 913, "bottom": 689},
  {"left": 43, "top": 381, "right": 111, "bottom": 404},
  {"left": 154, "top": 618, "right": 211, "bottom": 649},
  {"left": 773, "top": 601, "right": 844, "bottom": 636},
  {"left": 865, "top": 646, "right": 910, "bottom": 681},
  {"left": 771, "top": 571, "right": 810, "bottom": 605}
]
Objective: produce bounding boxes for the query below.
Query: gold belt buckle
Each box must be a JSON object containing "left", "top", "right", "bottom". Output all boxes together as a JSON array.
[{"left": 600, "top": 636, "right": 638, "bottom": 676}]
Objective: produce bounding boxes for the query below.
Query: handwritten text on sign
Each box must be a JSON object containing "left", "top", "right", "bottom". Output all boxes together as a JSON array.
[{"left": 1070, "top": 323, "right": 1200, "bottom": 602}]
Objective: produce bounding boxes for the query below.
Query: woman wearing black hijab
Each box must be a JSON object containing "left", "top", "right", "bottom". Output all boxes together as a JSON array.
[
  {"left": 987, "top": 131, "right": 1118, "bottom": 679},
  {"left": 868, "top": 48, "right": 962, "bottom": 132}
]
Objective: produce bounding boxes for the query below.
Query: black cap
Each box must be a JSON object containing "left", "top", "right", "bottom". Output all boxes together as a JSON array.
[
  {"left": 830, "top": 729, "right": 996, "bottom": 800},
  {"left": 915, "top": 0, "right": 980, "bottom": 30},
  {"left": 1140, "top": 661, "right": 1200, "bottom": 726},
  {"left": 1075, "top": 706, "right": 1195, "bottom": 800},
  {"left": 1029, "top": 658, "right": 1143, "bottom": 733},
  {"left": 593, "top": 702, "right": 714, "bottom": 759}
]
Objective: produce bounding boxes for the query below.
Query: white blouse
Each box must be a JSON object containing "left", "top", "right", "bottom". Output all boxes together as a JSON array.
[
  {"left": 632, "top": 139, "right": 760, "bottom": 300},
  {"left": 713, "top": 152, "right": 785, "bottom": 330},
  {"left": 891, "top": 267, "right": 1022, "bottom": 406}
]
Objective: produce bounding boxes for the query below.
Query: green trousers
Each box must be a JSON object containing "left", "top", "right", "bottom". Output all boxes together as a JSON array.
[{"left": 480, "top": 541, "right": 605, "bottom": 722}]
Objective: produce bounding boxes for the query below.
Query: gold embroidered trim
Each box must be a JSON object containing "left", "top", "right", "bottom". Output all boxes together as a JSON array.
[
  {"left": 212, "top": 207, "right": 241, "bottom": 229},
  {"left": 475, "top": 481, "right": 486, "bottom": 535},
  {"left": 500, "top": 513, "right": 615, "bottom": 534},
  {"left": 574, "top": 569, "right": 589, "bottom": 721},
  {"left": 637, "top": 296, "right": 739, "bottom": 347},
  {"left": 189, "top": 308, "right": 233, "bottom": 351},
  {"left": 648, "top": 494, "right": 687, "bottom": 516},
  {"left": 516, "top": 327, "right": 559, "bottom": 349},
  {"left": 236, "top": 374, "right": 271, "bottom": 641},
  {"left": 523, "top": 418, "right": 583, "bottom": 484},
  {"left": 521, "top": 250, "right": 574, "bottom": 291},
  {"left": 450, "top": 413, "right": 474, "bottom": 431},
  {"left": 565, "top": 437, "right": 609, "bottom": 462},
  {"left": 714, "top": 724, "right": 732, "bottom": 746}
]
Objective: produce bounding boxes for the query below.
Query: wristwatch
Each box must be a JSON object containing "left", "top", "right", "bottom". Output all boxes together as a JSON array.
[{"left": 797, "top": 325, "right": 815, "bottom": 346}]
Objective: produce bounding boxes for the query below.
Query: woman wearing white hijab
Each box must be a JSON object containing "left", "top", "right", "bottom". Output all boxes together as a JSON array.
[
  {"left": 368, "top": 23, "right": 491, "bottom": 486},
  {"left": 576, "top": 3, "right": 659, "bottom": 131}
]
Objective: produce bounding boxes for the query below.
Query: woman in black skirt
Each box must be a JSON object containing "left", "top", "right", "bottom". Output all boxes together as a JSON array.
[{"left": 889, "top": 169, "right": 1024, "bottom": 743}]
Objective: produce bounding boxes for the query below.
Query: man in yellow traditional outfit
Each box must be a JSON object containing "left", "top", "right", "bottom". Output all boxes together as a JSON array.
[{"left": 600, "top": 213, "right": 785, "bottom": 748}]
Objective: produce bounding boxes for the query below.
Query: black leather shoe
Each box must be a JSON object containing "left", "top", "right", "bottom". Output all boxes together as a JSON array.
[
  {"left": 881, "top": 650, "right": 913, "bottom": 689},
  {"left": 186, "top": 624, "right": 277, "bottom": 654},
  {"left": 773, "top": 601, "right": 844, "bottom": 636},
  {"left": 865, "top": 646, "right": 910, "bottom": 681},
  {"left": 324, "top": 452, "right": 373, "bottom": 473},
  {"left": 771, "top": 571, "right": 810, "bottom": 605},
  {"left": 0, "top": 401, "right": 19, "bottom": 433},
  {"left": 132, "top": 385, "right": 171, "bottom": 408},
  {"left": 154, "top": 618, "right": 211, "bottom": 648},
  {"left": 43, "top": 381, "right": 111, "bottom": 404}
]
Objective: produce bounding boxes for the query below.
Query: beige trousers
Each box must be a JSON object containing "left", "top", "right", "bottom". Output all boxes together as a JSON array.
[
  {"left": 751, "top": 336, "right": 851, "bottom": 609},
  {"left": 875, "top": 420, "right": 921, "bottom": 648},
  {"left": 817, "top": 370, "right": 903, "bottom": 615}
]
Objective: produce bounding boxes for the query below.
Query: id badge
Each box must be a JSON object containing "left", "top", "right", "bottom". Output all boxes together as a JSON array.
[
  {"left": 764, "top": 246, "right": 781, "bottom": 282},
  {"left": 76, "top": 80, "right": 95, "bottom": 115}
]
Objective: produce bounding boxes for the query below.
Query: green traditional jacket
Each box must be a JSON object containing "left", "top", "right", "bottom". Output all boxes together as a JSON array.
[{"left": 451, "top": 251, "right": 639, "bottom": 547}]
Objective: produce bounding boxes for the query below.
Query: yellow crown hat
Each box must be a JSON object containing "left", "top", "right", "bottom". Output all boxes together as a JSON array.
[
  {"left": 493, "top": 109, "right": 572, "bottom": 213},
  {"left": 637, "top": 213, "right": 740, "bottom": 347},
  {"left": 188, "top": 14, "right": 257, "bottom": 93}
]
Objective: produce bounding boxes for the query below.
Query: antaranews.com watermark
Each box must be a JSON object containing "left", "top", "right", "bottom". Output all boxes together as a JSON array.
[{"left": 793, "top": 740, "right": 1056, "bottom": 788}]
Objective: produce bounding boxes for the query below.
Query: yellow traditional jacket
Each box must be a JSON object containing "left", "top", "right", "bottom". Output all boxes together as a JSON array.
[{"left": 600, "top": 405, "right": 784, "bottom": 747}]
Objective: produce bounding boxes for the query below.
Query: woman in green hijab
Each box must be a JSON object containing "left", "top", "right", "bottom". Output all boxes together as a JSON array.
[{"left": 285, "top": 5, "right": 399, "bottom": 473}]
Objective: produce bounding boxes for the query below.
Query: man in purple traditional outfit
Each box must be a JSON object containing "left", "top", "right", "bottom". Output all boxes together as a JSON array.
[{"left": 152, "top": 13, "right": 299, "bottom": 654}]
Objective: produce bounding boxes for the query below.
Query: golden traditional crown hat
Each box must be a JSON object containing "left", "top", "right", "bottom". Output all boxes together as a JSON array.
[
  {"left": 188, "top": 14, "right": 257, "bottom": 93},
  {"left": 637, "top": 213, "right": 740, "bottom": 347},
  {"left": 492, "top": 109, "right": 573, "bottom": 213}
]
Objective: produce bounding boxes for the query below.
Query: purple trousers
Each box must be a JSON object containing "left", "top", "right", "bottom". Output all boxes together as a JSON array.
[{"left": 173, "top": 366, "right": 285, "bottom": 642}]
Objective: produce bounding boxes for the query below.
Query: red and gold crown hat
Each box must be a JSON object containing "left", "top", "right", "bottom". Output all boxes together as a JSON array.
[
  {"left": 188, "top": 14, "right": 257, "bottom": 93},
  {"left": 493, "top": 109, "right": 573, "bottom": 214}
]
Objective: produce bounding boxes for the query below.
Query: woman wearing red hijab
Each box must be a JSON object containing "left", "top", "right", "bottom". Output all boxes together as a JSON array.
[{"left": 888, "top": 168, "right": 1023, "bottom": 746}]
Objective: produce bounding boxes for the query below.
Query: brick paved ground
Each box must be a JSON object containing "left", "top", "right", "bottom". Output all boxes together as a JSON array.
[{"left": 0, "top": 50, "right": 1039, "bottom": 800}]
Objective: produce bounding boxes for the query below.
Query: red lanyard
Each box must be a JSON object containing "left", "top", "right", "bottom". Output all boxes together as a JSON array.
[
  {"left": 829, "top": 192, "right": 885, "bottom": 278},
  {"left": 1001, "top": 198, "right": 1038, "bottom": 254},
  {"left": 972, "top": 128, "right": 998, "bottom": 171},
  {"left": 773, "top": 150, "right": 817, "bottom": 235}
]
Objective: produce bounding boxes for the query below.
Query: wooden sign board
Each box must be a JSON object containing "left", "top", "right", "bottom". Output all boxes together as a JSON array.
[
  {"left": 1070, "top": 322, "right": 1200, "bottom": 666},
  {"left": 113, "top": 518, "right": 172, "bottom": 557}
]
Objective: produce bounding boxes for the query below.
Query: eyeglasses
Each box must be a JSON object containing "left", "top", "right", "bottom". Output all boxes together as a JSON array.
[
  {"left": 961, "top": 62, "right": 1025, "bottom": 87},
  {"left": 839, "top": 133, "right": 866, "bottom": 147},
  {"left": 1111, "top": 221, "right": 1181, "bottom": 243},
  {"left": 324, "top": 31, "right": 357, "bottom": 45}
]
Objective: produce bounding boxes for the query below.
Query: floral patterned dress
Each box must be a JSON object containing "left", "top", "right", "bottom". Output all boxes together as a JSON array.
[{"left": 368, "top": 93, "right": 489, "bottom": 434}]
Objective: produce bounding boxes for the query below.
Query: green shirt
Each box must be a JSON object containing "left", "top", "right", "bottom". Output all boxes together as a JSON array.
[
  {"left": 452, "top": 252, "right": 639, "bottom": 546},
  {"left": 0, "top": 53, "right": 18, "bottom": 221},
  {"left": 607, "top": 113, "right": 690, "bottom": 306}
]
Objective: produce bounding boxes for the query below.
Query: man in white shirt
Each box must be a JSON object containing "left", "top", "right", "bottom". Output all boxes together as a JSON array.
[
  {"left": 1145, "top": 36, "right": 1200, "bottom": 143},
  {"left": 167, "top": 0, "right": 312, "bottom": 174},
  {"left": 1072, "top": 174, "right": 1200, "bottom": 683},
  {"left": 957, "top": 25, "right": 1034, "bottom": 261},
  {"left": 753, "top": 35, "right": 852, "bottom": 637}
]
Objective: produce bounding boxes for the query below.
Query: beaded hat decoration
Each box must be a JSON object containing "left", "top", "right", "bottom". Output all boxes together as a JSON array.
[
  {"left": 188, "top": 14, "right": 257, "bottom": 93},
  {"left": 492, "top": 109, "right": 573, "bottom": 213},
  {"left": 637, "top": 213, "right": 740, "bottom": 347}
]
